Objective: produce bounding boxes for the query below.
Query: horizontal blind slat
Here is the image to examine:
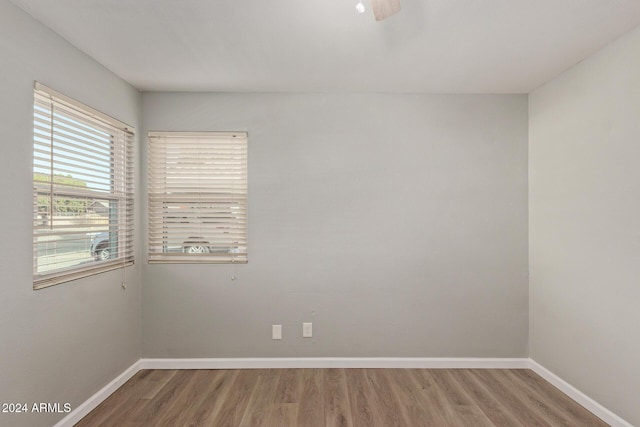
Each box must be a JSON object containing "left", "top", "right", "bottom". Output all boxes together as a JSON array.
[
  {"left": 148, "top": 131, "right": 247, "bottom": 263},
  {"left": 33, "top": 85, "right": 135, "bottom": 288}
]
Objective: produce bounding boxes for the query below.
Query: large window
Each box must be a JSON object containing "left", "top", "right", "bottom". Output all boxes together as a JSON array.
[
  {"left": 148, "top": 131, "right": 247, "bottom": 263},
  {"left": 33, "top": 83, "right": 134, "bottom": 289}
]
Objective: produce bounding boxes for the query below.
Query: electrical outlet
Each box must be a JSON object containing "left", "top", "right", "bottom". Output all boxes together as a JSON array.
[
  {"left": 303, "top": 322, "right": 312, "bottom": 338},
  {"left": 272, "top": 325, "right": 282, "bottom": 340}
]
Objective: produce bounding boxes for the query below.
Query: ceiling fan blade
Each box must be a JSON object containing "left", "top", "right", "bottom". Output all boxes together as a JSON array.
[{"left": 370, "top": 0, "right": 401, "bottom": 21}]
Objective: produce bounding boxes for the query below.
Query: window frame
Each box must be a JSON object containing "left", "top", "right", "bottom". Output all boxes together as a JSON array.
[
  {"left": 147, "top": 131, "right": 248, "bottom": 264},
  {"left": 32, "top": 82, "right": 135, "bottom": 289}
]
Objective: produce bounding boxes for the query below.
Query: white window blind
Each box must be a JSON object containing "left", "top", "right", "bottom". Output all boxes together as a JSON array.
[
  {"left": 148, "top": 131, "right": 248, "bottom": 264},
  {"left": 33, "top": 83, "right": 134, "bottom": 289}
]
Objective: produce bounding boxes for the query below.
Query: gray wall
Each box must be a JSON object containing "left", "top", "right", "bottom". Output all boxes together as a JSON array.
[
  {"left": 141, "top": 92, "right": 529, "bottom": 358},
  {"left": 0, "top": 1, "right": 142, "bottom": 426},
  {"left": 529, "top": 27, "right": 640, "bottom": 426},
  {"left": 3, "top": 0, "right": 639, "bottom": 422}
]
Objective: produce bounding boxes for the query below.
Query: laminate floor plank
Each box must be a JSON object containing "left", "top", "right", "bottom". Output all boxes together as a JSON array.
[
  {"left": 411, "top": 369, "right": 465, "bottom": 426},
  {"left": 76, "top": 368, "right": 610, "bottom": 427},
  {"left": 448, "top": 369, "right": 525, "bottom": 427},
  {"left": 73, "top": 378, "right": 140, "bottom": 427},
  {"left": 496, "top": 369, "right": 576, "bottom": 427},
  {"left": 344, "top": 369, "right": 377, "bottom": 427},
  {"left": 274, "top": 368, "right": 301, "bottom": 404},
  {"left": 148, "top": 369, "right": 215, "bottom": 427},
  {"left": 386, "top": 369, "right": 443, "bottom": 426},
  {"left": 182, "top": 370, "right": 237, "bottom": 426},
  {"left": 209, "top": 370, "right": 260, "bottom": 427},
  {"left": 296, "top": 369, "right": 326, "bottom": 427},
  {"left": 108, "top": 399, "right": 150, "bottom": 427},
  {"left": 470, "top": 369, "right": 554, "bottom": 427},
  {"left": 139, "top": 369, "right": 179, "bottom": 400},
  {"left": 74, "top": 369, "right": 176, "bottom": 427},
  {"left": 429, "top": 369, "right": 494, "bottom": 427},
  {"left": 264, "top": 403, "right": 298, "bottom": 427},
  {"left": 131, "top": 370, "right": 194, "bottom": 427},
  {"left": 363, "top": 369, "right": 405, "bottom": 426},
  {"left": 99, "top": 371, "right": 182, "bottom": 427},
  {"left": 239, "top": 369, "right": 282, "bottom": 427},
  {"left": 323, "top": 369, "right": 354, "bottom": 427},
  {"left": 155, "top": 370, "right": 224, "bottom": 427},
  {"left": 511, "top": 369, "right": 609, "bottom": 427}
]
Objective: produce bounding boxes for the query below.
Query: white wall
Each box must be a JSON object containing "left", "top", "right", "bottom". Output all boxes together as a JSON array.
[
  {"left": 0, "top": 1, "right": 142, "bottom": 426},
  {"left": 529, "top": 26, "right": 640, "bottom": 426},
  {"left": 141, "top": 92, "right": 529, "bottom": 359}
]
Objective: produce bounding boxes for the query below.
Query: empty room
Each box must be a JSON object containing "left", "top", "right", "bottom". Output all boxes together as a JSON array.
[{"left": 1, "top": 0, "right": 639, "bottom": 426}]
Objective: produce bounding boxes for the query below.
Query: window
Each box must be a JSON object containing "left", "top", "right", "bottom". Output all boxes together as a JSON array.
[
  {"left": 33, "top": 83, "right": 134, "bottom": 289},
  {"left": 148, "top": 131, "right": 247, "bottom": 263}
]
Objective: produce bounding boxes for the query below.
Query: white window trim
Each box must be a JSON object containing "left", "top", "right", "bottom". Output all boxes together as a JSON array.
[
  {"left": 147, "top": 131, "right": 248, "bottom": 264},
  {"left": 33, "top": 82, "right": 135, "bottom": 289}
]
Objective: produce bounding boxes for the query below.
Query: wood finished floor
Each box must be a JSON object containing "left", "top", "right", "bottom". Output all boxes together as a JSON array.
[{"left": 75, "top": 368, "right": 608, "bottom": 427}]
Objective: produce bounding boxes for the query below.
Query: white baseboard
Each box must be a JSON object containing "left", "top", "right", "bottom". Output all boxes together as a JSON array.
[
  {"left": 55, "top": 357, "right": 632, "bottom": 427},
  {"left": 529, "top": 359, "right": 633, "bottom": 427},
  {"left": 53, "top": 360, "right": 141, "bottom": 427},
  {"left": 139, "top": 357, "right": 530, "bottom": 370}
]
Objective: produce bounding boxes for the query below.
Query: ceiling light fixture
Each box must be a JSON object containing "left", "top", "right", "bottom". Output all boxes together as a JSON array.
[{"left": 363, "top": 0, "right": 401, "bottom": 20}]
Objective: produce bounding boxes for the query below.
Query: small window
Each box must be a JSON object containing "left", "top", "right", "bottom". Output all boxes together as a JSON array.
[
  {"left": 33, "top": 83, "right": 134, "bottom": 289},
  {"left": 148, "top": 131, "right": 248, "bottom": 264}
]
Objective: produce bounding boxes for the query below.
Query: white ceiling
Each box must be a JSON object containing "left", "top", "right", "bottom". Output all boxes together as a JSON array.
[{"left": 10, "top": 0, "right": 640, "bottom": 93}]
